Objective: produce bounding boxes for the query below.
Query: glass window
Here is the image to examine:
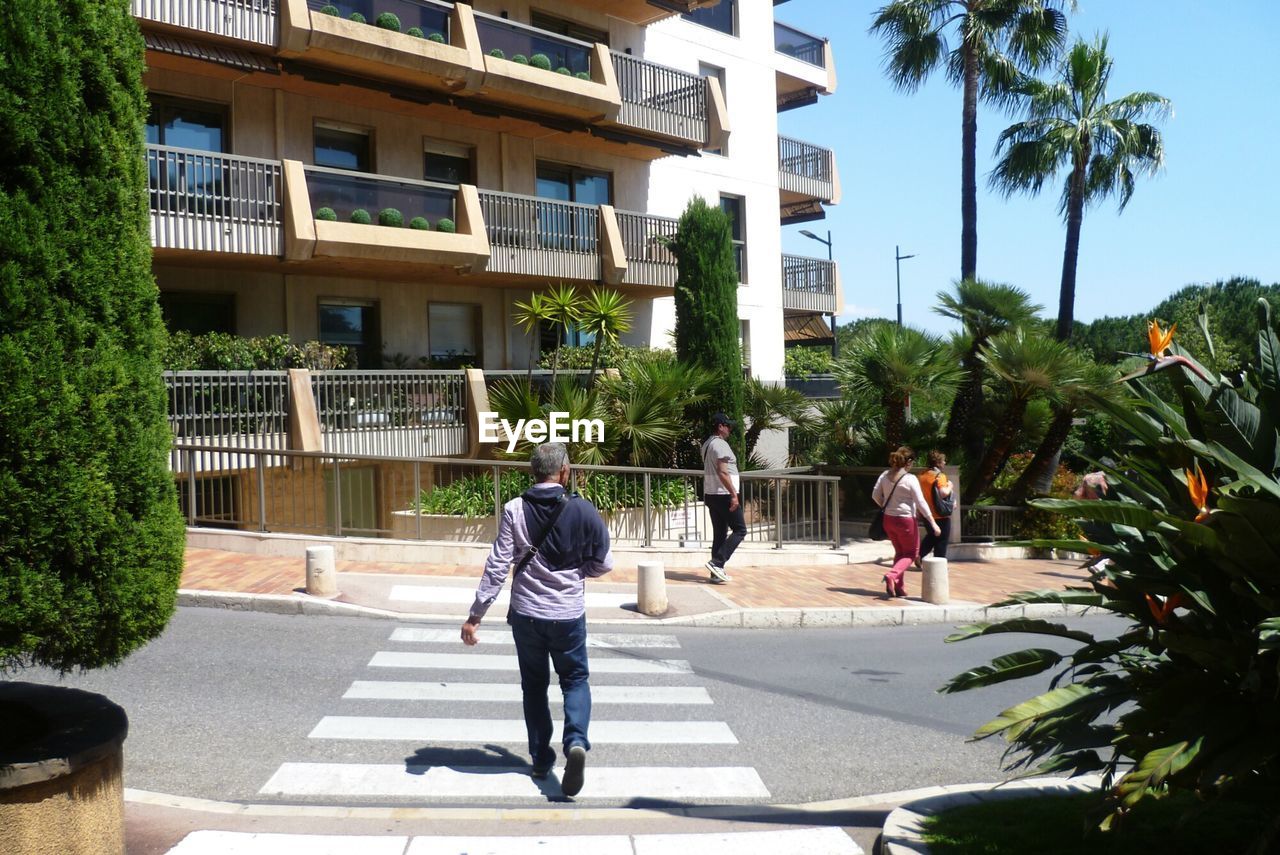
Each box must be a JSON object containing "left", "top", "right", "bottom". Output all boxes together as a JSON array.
[
  {"left": 146, "top": 96, "right": 226, "bottom": 152},
  {"left": 719, "top": 194, "right": 746, "bottom": 282},
  {"left": 424, "top": 149, "right": 472, "bottom": 184},
  {"left": 682, "top": 0, "right": 735, "bottom": 36},
  {"left": 530, "top": 11, "right": 608, "bottom": 46},
  {"left": 159, "top": 292, "right": 236, "bottom": 335},
  {"left": 319, "top": 302, "right": 379, "bottom": 368},
  {"left": 536, "top": 163, "right": 612, "bottom": 205},
  {"left": 315, "top": 126, "right": 372, "bottom": 172},
  {"left": 428, "top": 303, "right": 482, "bottom": 362}
]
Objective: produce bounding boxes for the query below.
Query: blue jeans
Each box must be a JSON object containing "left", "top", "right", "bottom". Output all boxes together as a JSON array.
[{"left": 507, "top": 610, "right": 592, "bottom": 767}]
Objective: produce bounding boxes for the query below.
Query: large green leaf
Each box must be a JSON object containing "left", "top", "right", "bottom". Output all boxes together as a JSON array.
[
  {"left": 974, "top": 683, "right": 1101, "bottom": 741},
  {"left": 940, "top": 648, "right": 1064, "bottom": 694},
  {"left": 990, "top": 589, "right": 1108, "bottom": 609},
  {"left": 1032, "top": 498, "right": 1222, "bottom": 550},
  {"left": 946, "top": 617, "right": 1097, "bottom": 644},
  {"left": 1114, "top": 739, "right": 1202, "bottom": 809},
  {"left": 1188, "top": 439, "right": 1280, "bottom": 501},
  {"left": 1258, "top": 617, "right": 1280, "bottom": 653}
]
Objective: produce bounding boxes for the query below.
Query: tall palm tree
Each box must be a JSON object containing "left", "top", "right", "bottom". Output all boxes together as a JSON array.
[
  {"left": 511, "top": 291, "right": 552, "bottom": 382},
  {"left": 835, "top": 323, "right": 964, "bottom": 452},
  {"left": 742, "top": 377, "right": 814, "bottom": 463},
  {"left": 577, "top": 288, "right": 633, "bottom": 390},
  {"left": 542, "top": 283, "right": 582, "bottom": 388},
  {"left": 935, "top": 278, "right": 1043, "bottom": 463},
  {"left": 870, "top": 0, "right": 1072, "bottom": 280},
  {"left": 965, "top": 329, "right": 1077, "bottom": 503},
  {"left": 991, "top": 34, "right": 1170, "bottom": 340}
]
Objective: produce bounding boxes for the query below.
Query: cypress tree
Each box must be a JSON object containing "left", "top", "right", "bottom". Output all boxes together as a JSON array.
[
  {"left": 672, "top": 197, "right": 745, "bottom": 456},
  {"left": 0, "top": 0, "right": 185, "bottom": 671}
]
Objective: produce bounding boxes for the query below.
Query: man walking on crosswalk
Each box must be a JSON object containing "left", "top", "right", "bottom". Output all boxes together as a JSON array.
[{"left": 461, "top": 442, "right": 614, "bottom": 797}]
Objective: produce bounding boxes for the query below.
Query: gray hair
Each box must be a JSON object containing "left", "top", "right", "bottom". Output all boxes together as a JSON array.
[{"left": 530, "top": 443, "right": 569, "bottom": 481}]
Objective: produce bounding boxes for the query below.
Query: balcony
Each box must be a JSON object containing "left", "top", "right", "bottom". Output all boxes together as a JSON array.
[
  {"left": 546, "top": 0, "right": 710, "bottom": 26},
  {"left": 779, "top": 136, "right": 839, "bottom": 223},
  {"left": 781, "top": 254, "right": 838, "bottom": 314},
  {"left": 132, "top": 0, "right": 278, "bottom": 47},
  {"left": 774, "top": 19, "right": 836, "bottom": 111},
  {"left": 477, "top": 190, "right": 603, "bottom": 282},
  {"left": 617, "top": 210, "right": 679, "bottom": 290},
  {"left": 610, "top": 52, "right": 717, "bottom": 148},
  {"left": 147, "top": 144, "right": 284, "bottom": 256}
]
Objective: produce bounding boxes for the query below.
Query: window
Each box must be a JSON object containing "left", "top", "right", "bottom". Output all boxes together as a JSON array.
[
  {"left": 699, "top": 63, "right": 727, "bottom": 155},
  {"left": 314, "top": 124, "right": 372, "bottom": 173},
  {"left": 424, "top": 142, "right": 473, "bottom": 184},
  {"left": 159, "top": 292, "right": 235, "bottom": 335},
  {"left": 739, "top": 319, "right": 751, "bottom": 376},
  {"left": 428, "top": 303, "right": 482, "bottom": 365},
  {"left": 530, "top": 11, "right": 608, "bottom": 46},
  {"left": 536, "top": 162, "right": 611, "bottom": 252},
  {"left": 147, "top": 96, "right": 227, "bottom": 152},
  {"left": 682, "top": 0, "right": 735, "bottom": 36},
  {"left": 719, "top": 194, "right": 746, "bottom": 282},
  {"left": 319, "top": 301, "right": 380, "bottom": 368}
]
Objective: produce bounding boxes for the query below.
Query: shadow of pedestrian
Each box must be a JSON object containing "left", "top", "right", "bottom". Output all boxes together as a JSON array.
[{"left": 402, "top": 744, "right": 569, "bottom": 801}]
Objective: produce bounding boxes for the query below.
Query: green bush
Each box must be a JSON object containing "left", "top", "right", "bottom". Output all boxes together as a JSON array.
[
  {"left": 378, "top": 207, "right": 403, "bottom": 227},
  {"left": 556, "top": 66, "right": 571, "bottom": 75},
  {"left": 161, "top": 332, "right": 353, "bottom": 371},
  {"left": 319, "top": 4, "right": 339, "bottom": 15},
  {"left": 417, "top": 470, "right": 691, "bottom": 516},
  {"left": 435, "top": 217, "right": 455, "bottom": 233},
  {"left": 0, "top": 0, "right": 185, "bottom": 671},
  {"left": 406, "top": 26, "right": 423, "bottom": 38},
  {"left": 375, "top": 11, "right": 400, "bottom": 31},
  {"left": 783, "top": 345, "right": 833, "bottom": 378},
  {"left": 348, "top": 11, "right": 366, "bottom": 23},
  {"left": 488, "top": 48, "right": 504, "bottom": 59},
  {"left": 315, "top": 206, "right": 337, "bottom": 221},
  {"left": 530, "top": 53, "right": 551, "bottom": 70},
  {"left": 409, "top": 216, "right": 430, "bottom": 230},
  {"left": 350, "top": 208, "right": 371, "bottom": 225},
  {"left": 512, "top": 54, "right": 529, "bottom": 64},
  {"left": 427, "top": 31, "right": 445, "bottom": 43},
  {"left": 575, "top": 71, "right": 590, "bottom": 80}
]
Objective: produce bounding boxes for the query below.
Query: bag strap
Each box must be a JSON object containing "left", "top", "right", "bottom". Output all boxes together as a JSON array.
[
  {"left": 513, "top": 492, "right": 572, "bottom": 577},
  {"left": 878, "top": 472, "right": 908, "bottom": 508}
]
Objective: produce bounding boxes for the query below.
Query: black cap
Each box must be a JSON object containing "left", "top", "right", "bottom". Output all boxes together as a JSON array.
[{"left": 711, "top": 412, "right": 734, "bottom": 428}]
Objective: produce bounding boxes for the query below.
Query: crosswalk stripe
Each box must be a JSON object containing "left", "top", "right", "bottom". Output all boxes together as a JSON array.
[
  {"left": 632, "top": 828, "right": 862, "bottom": 855},
  {"left": 369, "top": 651, "right": 693, "bottom": 674},
  {"left": 406, "top": 836, "right": 632, "bottom": 855},
  {"left": 309, "top": 716, "right": 739, "bottom": 744},
  {"left": 260, "top": 762, "right": 771, "bottom": 799},
  {"left": 343, "top": 681, "right": 714, "bottom": 704},
  {"left": 389, "top": 628, "right": 681, "bottom": 648},
  {"left": 389, "top": 585, "right": 634, "bottom": 609},
  {"left": 164, "top": 831, "right": 408, "bottom": 855}
]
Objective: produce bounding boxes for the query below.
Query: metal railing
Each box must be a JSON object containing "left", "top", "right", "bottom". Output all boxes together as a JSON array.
[
  {"left": 473, "top": 10, "right": 593, "bottom": 75},
  {"left": 164, "top": 372, "right": 291, "bottom": 469},
  {"left": 306, "top": 0, "right": 450, "bottom": 40},
  {"left": 478, "top": 189, "right": 601, "bottom": 280},
  {"left": 617, "top": 210, "right": 678, "bottom": 288},
  {"left": 778, "top": 136, "right": 834, "bottom": 201},
  {"left": 964, "top": 505, "right": 1021, "bottom": 541},
  {"left": 132, "top": 0, "right": 278, "bottom": 46},
  {"left": 171, "top": 444, "right": 841, "bottom": 547},
  {"left": 774, "top": 20, "right": 826, "bottom": 67},
  {"left": 612, "top": 51, "right": 707, "bottom": 144},
  {"left": 782, "top": 254, "right": 837, "bottom": 313},
  {"left": 147, "top": 145, "right": 283, "bottom": 255},
  {"left": 310, "top": 370, "right": 467, "bottom": 457},
  {"left": 305, "top": 166, "right": 456, "bottom": 230},
  {"left": 785, "top": 375, "right": 839, "bottom": 399}
]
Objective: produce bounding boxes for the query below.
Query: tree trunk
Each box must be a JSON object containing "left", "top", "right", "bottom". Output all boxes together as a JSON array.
[
  {"left": 587, "top": 336, "right": 603, "bottom": 391},
  {"left": 960, "top": 40, "right": 979, "bottom": 282},
  {"left": 885, "top": 397, "right": 906, "bottom": 452},
  {"left": 1056, "top": 153, "right": 1089, "bottom": 341},
  {"left": 1005, "top": 407, "right": 1075, "bottom": 506},
  {"left": 964, "top": 396, "right": 1028, "bottom": 504},
  {"left": 943, "top": 348, "right": 982, "bottom": 454}
]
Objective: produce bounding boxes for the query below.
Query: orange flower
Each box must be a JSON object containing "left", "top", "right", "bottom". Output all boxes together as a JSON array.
[
  {"left": 1145, "top": 593, "right": 1186, "bottom": 626},
  {"left": 1147, "top": 320, "right": 1176, "bottom": 356},
  {"left": 1185, "top": 465, "right": 1210, "bottom": 522}
]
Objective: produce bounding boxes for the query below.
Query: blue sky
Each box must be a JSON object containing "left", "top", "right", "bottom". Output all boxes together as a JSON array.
[{"left": 775, "top": 1, "right": 1280, "bottom": 336}]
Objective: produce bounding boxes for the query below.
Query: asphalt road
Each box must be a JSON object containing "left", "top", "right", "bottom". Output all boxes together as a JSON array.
[{"left": 21, "top": 607, "right": 1123, "bottom": 808}]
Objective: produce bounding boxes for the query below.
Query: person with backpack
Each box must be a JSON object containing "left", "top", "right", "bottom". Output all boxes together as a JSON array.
[
  {"left": 871, "top": 445, "right": 941, "bottom": 598},
  {"left": 917, "top": 449, "right": 955, "bottom": 565},
  {"left": 461, "top": 443, "right": 613, "bottom": 798},
  {"left": 701, "top": 412, "right": 745, "bottom": 584}
]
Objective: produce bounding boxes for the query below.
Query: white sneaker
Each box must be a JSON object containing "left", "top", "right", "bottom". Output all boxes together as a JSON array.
[{"left": 706, "top": 561, "right": 731, "bottom": 583}]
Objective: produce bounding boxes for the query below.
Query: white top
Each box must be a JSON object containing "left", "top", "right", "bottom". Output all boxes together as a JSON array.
[
  {"left": 701, "top": 436, "right": 740, "bottom": 495},
  {"left": 872, "top": 469, "right": 933, "bottom": 519}
]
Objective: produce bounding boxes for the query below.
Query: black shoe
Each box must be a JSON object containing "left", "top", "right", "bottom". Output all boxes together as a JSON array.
[
  {"left": 531, "top": 763, "right": 552, "bottom": 780},
  {"left": 561, "top": 744, "right": 587, "bottom": 797}
]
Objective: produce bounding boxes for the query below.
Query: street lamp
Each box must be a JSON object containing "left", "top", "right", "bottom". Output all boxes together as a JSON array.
[
  {"left": 894, "top": 245, "right": 916, "bottom": 327},
  {"left": 799, "top": 229, "right": 837, "bottom": 357}
]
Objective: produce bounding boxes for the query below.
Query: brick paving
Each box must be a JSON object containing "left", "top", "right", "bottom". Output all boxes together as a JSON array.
[{"left": 182, "top": 547, "right": 1090, "bottom": 611}]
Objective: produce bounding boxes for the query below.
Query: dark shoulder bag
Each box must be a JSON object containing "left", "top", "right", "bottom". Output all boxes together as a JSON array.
[
  {"left": 869, "top": 473, "right": 906, "bottom": 541},
  {"left": 513, "top": 492, "right": 572, "bottom": 577}
]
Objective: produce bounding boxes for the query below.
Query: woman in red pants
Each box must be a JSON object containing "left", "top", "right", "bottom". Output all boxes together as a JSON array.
[{"left": 871, "top": 446, "right": 941, "bottom": 598}]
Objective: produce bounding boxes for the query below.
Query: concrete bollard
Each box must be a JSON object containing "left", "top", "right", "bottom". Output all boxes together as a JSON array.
[
  {"left": 636, "top": 561, "right": 668, "bottom": 616},
  {"left": 306, "top": 546, "right": 338, "bottom": 598},
  {"left": 921, "top": 556, "right": 949, "bottom": 604}
]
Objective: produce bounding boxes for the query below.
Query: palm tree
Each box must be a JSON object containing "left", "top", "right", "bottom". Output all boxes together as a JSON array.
[
  {"left": 991, "top": 34, "right": 1170, "bottom": 340},
  {"left": 511, "top": 291, "right": 552, "bottom": 382},
  {"left": 542, "top": 283, "right": 582, "bottom": 388},
  {"left": 935, "top": 278, "right": 1043, "bottom": 463},
  {"left": 965, "top": 330, "right": 1078, "bottom": 503},
  {"left": 577, "top": 288, "right": 633, "bottom": 390},
  {"left": 742, "top": 377, "right": 814, "bottom": 463},
  {"left": 597, "top": 358, "right": 713, "bottom": 467},
  {"left": 835, "top": 323, "right": 964, "bottom": 452},
  {"left": 870, "top": 0, "right": 1072, "bottom": 280}
]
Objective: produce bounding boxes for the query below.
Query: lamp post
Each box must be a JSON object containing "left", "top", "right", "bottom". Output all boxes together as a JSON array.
[
  {"left": 894, "top": 245, "right": 916, "bottom": 327},
  {"left": 799, "top": 229, "right": 837, "bottom": 357}
]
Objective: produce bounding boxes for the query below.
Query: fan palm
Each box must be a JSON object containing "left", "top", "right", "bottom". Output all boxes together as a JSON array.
[
  {"left": 577, "top": 288, "right": 633, "bottom": 390},
  {"left": 597, "top": 359, "right": 714, "bottom": 467},
  {"left": 511, "top": 292, "right": 552, "bottom": 382},
  {"left": 743, "top": 377, "right": 814, "bottom": 462},
  {"left": 542, "top": 283, "right": 582, "bottom": 387},
  {"left": 966, "top": 330, "right": 1078, "bottom": 502},
  {"left": 935, "top": 278, "right": 1043, "bottom": 463},
  {"left": 835, "top": 323, "right": 964, "bottom": 452},
  {"left": 992, "top": 34, "right": 1170, "bottom": 340},
  {"left": 870, "top": 0, "right": 1073, "bottom": 280}
]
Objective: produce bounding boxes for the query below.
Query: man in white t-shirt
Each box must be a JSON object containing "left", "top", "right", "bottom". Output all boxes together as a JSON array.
[{"left": 701, "top": 412, "right": 745, "bottom": 584}]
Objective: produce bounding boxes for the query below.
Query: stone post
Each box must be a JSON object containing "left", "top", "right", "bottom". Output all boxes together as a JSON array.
[
  {"left": 921, "top": 556, "right": 949, "bottom": 604},
  {"left": 306, "top": 545, "right": 338, "bottom": 598},
  {"left": 636, "top": 561, "right": 668, "bottom": 616}
]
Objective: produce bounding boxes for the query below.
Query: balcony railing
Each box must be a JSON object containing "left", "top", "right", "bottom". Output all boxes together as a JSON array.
[
  {"left": 305, "top": 0, "right": 450, "bottom": 40},
  {"left": 617, "top": 210, "right": 678, "bottom": 288},
  {"left": 778, "top": 135, "right": 835, "bottom": 200},
  {"left": 774, "top": 20, "right": 825, "bottom": 67},
  {"left": 164, "top": 371, "right": 291, "bottom": 459},
  {"left": 133, "top": 0, "right": 278, "bottom": 45},
  {"left": 473, "top": 11, "right": 593, "bottom": 75},
  {"left": 311, "top": 370, "right": 467, "bottom": 457},
  {"left": 478, "top": 190, "right": 601, "bottom": 280},
  {"left": 147, "top": 144, "right": 283, "bottom": 255},
  {"left": 305, "top": 166, "right": 456, "bottom": 229},
  {"left": 782, "top": 254, "right": 836, "bottom": 313},
  {"left": 612, "top": 51, "right": 707, "bottom": 144}
]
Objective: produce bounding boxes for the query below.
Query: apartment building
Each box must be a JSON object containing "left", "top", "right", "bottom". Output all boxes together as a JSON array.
[{"left": 136, "top": 0, "right": 839, "bottom": 394}]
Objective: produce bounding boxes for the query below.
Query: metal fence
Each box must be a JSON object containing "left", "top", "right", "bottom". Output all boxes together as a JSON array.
[
  {"left": 612, "top": 51, "right": 707, "bottom": 144},
  {"left": 478, "top": 190, "right": 601, "bottom": 280},
  {"left": 147, "top": 145, "right": 283, "bottom": 255},
  {"left": 617, "top": 210, "right": 678, "bottom": 288},
  {"left": 164, "top": 371, "right": 291, "bottom": 467},
  {"left": 964, "top": 505, "right": 1021, "bottom": 541},
  {"left": 774, "top": 20, "right": 825, "bottom": 67},
  {"left": 778, "top": 136, "right": 833, "bottom": 185},
  {"left": 781, "top": 254, "right": 836, "bottom": 312},
  {"left": 310, "top": 370, "right": 468, "bottom": 457},
  {"left": 132, "top": 0, "right": 278, "bottom": 46},
  {"left": 171, "top": 445, "right": 841, "bottom": 548}
]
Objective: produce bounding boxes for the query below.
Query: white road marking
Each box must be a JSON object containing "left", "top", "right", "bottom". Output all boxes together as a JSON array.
[
  {"left": 308, "top": 716, "right": 738, "bottom": 744},
  {"left": 259, "top": 762, "right": 771, "bottom": 799},
  {"left": 389, "top": 628, "right": 681, "bottom": 648},
  {"left": 633, "top": 827, "right": 862, "bottom": 854},
  {"left": 406, "top": 837, "right": 632, "bottom": 855},
  {"left": 389, "top": 585, "right": 634, "bottom": 608},
  {"left": 369, "top": 652, "right": 693, "bottom": 674},
  {"left": 164, "top": 831, "right": 407, "bottom": 854},
  {"left": 343, "top": 681, "right": 713, "bottom": 705}
]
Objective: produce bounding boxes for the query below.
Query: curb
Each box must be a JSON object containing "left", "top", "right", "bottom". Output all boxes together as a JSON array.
[
  {"left": 879, "top": 775, "right": 1103, "bottom": 854},
  {"left": 176, "top": 589, "right": 1097, "bottom": 628}
]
